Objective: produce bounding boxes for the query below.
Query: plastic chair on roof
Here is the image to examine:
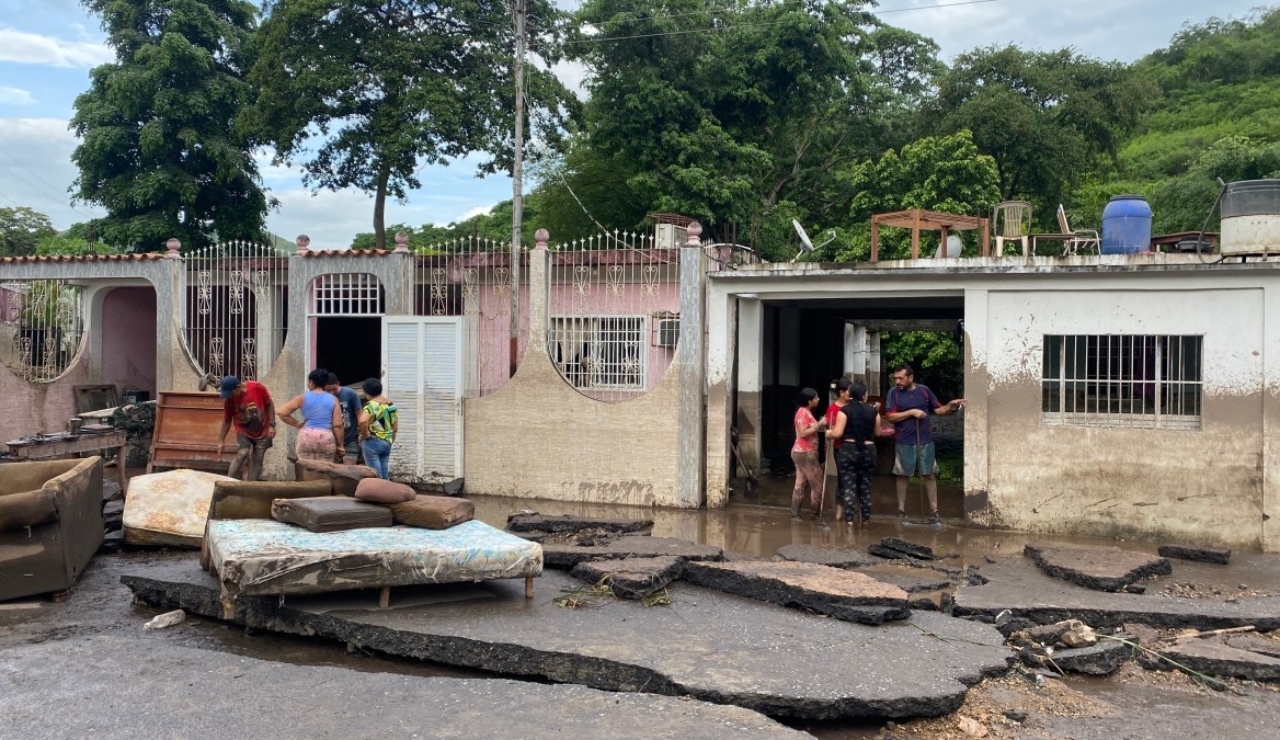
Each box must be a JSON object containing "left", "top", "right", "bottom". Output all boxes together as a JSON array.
[
  {"left": 1056, "top": 204, "right": 1100, "bottom": 255},
  {"left": 992, "top": 201, "right": 1032, "bottom": 257}
]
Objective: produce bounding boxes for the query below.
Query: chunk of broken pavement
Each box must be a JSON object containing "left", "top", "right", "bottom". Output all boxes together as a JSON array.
[
  {"left": 879, "top": 537, "right": 937, "bottom": 560},
  {"left": 1157, "top": 544, "right": 1231, "bottom": 565},
  {"left": 1160, "top": 640, "right": 1280, "bottom": 682},
  {"left": 775, "top": 544, "right": 884, "bottom": 569},
  {"left": 506, "top": 513, "right": 653, "bottom": 535},
  {"left": 570, "top": 556, "right": 682, "bottom": 599},
  {"left": 1024, "top": 543, "right": 1171, "bottom": 592},
  {"left": 683, "top": 560, "right": 911, "bottom": 625},
  {"left": 1052, "top": 640, "right": 1130, "bottom": 675},
  {"left": 541, "top": 537, "right": 724, "bottom": 569}
]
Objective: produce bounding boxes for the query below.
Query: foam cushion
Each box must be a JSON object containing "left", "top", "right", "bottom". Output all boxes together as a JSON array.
[
  {"left": 271, "top": 496, "right": 393, "bottom": 533},
  {"left": 354, "top": 478, "right": 416, "bottom": 503},
  {"left": 387, "top": 495, "right": 475, "bottom": 530}
]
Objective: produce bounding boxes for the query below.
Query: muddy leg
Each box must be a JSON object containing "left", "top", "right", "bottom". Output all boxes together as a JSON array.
[
  {"left": 923, "top": 475, "right": 939, "bottom": 514},
  {"left": 895, "top": 475, "right": 908, "bottom": 514}
]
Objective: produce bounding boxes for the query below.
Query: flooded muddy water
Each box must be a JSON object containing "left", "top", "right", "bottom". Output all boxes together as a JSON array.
[{"left": 8, "top": 489, "right": 1278, "bottom": 739}]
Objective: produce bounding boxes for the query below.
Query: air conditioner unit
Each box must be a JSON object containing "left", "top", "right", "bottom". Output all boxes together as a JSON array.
[
  {"left": 655, "top": 318, "right": 680, "bottom": 347},
  {"left": 655, "top": 223, "right": 687, "bottom": 249}
]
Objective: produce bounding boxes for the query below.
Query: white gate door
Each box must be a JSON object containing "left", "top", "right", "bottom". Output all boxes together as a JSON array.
[{"left": 382, "top": 316, "right": 474, "bottom": 482}]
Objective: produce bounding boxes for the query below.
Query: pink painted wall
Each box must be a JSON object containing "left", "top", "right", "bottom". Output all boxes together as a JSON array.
[
  {"left": 100, "top": 287, "right": 157, "bottom": 398},
  {"left": 0, "top": 346, "right": 93, "bottom": 444}
]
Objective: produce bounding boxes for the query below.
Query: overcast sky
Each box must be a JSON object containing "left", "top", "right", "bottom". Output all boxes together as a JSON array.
[{"left": 0, "top": 0, "right": 1265, "bottom": 248}]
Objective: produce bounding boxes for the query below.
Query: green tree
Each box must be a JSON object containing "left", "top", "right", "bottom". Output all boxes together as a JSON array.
[
  {"left": 70, "top": 0, "right": 269, "bottom": 252},
  {"left": 1148, "top": 135, "right": 1280, "bottom": 233},
  {"left": 249, "top": 0, "right": 574, "bottom": 250},
  {"left": 0, "top": 206, "right": 57, "bottom": 256},
  {"left": 923, "top": 45, "right": 1150, "bottom": 227},
  {"left": 34, "top": 234, "right": 121, "bottom": 257},
  {"left": 836, "top": 130, "right": 1001, "bottom": 261},
  {"left": 571, "top": 0, "right": 939, "bottom": 258}
]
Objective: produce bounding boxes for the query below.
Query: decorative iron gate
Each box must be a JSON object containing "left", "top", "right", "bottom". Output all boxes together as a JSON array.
[
  {"left": 0, "top": 279, "right": 84, "bottom": 382},
  {"left": 182, "top": 241, "right": 289, "bottom": 381}
]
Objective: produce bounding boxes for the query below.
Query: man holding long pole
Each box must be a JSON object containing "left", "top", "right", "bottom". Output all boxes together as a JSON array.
[{"left": 882, "top": 363, "right": 964, "bottom": 525}]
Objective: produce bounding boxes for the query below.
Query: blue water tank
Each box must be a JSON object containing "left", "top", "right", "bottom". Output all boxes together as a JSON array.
[{"left": 1101, "top": 195, "right": 1153, "bottom": 254}]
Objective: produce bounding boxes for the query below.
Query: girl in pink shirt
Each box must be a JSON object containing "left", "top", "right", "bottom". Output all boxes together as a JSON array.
[{"left": 791, "top": 388, "right": 825, "bottom": 518}]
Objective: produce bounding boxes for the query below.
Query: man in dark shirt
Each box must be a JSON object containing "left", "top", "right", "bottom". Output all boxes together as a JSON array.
[
  {"left": 882, "top": 363, "right": 964, "bottom": 525},
  {"left": 325, "top": 373, "right": 363, "bottom": 464}
]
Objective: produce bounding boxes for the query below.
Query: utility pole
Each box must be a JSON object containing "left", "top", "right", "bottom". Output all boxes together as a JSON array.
[{"left": 509, "top": 0, "right": 526, "bottom": 378}]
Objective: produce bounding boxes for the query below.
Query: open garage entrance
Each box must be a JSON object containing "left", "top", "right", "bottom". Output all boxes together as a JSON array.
[{"left": 730, "top": 294, "right": 966, "bottom": 520}]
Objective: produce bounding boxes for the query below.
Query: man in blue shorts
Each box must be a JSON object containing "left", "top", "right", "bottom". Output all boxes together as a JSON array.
[{"left": 883, "top": 363, "right": 964, "bottom": 525}]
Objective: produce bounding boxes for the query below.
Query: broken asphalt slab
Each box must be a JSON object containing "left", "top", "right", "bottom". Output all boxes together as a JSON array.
[
  {"left": 775, "top": 544, "right": 886, "bottom": 569},
  {"left": 541, "top": 536, "right": 725, "bottom": 569},
  {"left": 1159, "top": 544, "right": 1232, "bottom": 565},
  {"left": 1159, "top": 639, "right": 1280, "bottom": 682},
  {"left": 853, "top": 564, "right": 952, "bottom": 594},
  {"left": 954, "top": 557, "right": 1280, "bottom": 630},
  {"left": 506, "top": 513, "right": 654, "bottom": 535},
  {"left": 1024, "top": 543, "right": 1171, "bottom": 592},
  {"left": 0, "top": 635, "right": 807, "bottom": 739},
  {"left": 1050, "top": 640, "right": 1132, "bottom": 676},
  {"left": 122, "top": 559, "right": 1012, "bottom": 720},
  {"left": 570, "top": 556, "right": 683, "bottom": 599},
  {"left": 682, "top": 560, "right": 912, "bottom": 625}
]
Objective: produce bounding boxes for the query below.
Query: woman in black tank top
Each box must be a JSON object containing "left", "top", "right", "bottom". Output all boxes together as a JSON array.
[{"left": 827, "top": 381, "right": 881, "bottom": 525}]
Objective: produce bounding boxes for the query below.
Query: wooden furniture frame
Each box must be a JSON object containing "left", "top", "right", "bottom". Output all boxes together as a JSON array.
[
  {"left": 870, "top": 209, "right": 990, "bottom": 262},
  {"left": 12, "top": 430, "right": 127, "bottom": 493}
]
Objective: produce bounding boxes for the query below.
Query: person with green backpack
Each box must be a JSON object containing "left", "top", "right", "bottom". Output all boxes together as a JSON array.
[{"left": 357, "top": 377, "right": 398, "bottom": 480}]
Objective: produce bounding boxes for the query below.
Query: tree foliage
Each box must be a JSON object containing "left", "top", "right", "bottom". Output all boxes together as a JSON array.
[
  {"left": 835, "top": 130, "right": 1001, "bottom": 261},
  {"left": 71, "top": 0, "right": 269, "bottom": 252},
  {"left": 0, "top": 206, "right": 57, "bottom": 256},
  {"left": 922, "top": 45, "right": 1150, "bottom": 229},
  {"left": 568, "top": 0, "right": 939, "bottom": 259},
  {"left": 248, "top": 0, "right": 575, "bottom": 250}
]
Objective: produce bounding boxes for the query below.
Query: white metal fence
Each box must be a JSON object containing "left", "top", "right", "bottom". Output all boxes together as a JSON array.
[{"left": 182, "top": 241, "right": 289, "bottom": 381}]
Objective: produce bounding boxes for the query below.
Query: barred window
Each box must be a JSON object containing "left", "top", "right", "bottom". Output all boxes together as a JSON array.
[
  {"left": 550, "top": 316, "right": 645, "bottom": 391},
  {"left": 1041, "top": 335, "right": 1203, "bottom": 430}
]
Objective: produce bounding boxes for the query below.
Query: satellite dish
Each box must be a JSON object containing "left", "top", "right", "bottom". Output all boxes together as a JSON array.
[{"left": 791, "top": 219, "right": 835, "bottom": 261}]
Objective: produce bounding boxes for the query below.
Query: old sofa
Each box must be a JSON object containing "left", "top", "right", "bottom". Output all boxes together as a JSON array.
[{"left": 0, "top": 457, "right": 104, "bottom": 601}]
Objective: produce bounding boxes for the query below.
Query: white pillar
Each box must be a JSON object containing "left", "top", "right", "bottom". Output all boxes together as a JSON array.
[{"left": 736, "top": 297, "right": 763, "bottom": 480}]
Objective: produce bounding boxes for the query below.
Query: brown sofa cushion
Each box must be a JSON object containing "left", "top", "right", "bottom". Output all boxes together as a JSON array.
[
  {"left": 209, "top": 480, "right": 333, "bottom": 521},
  {"left": 387, "top": 496, "right": 475, "bottom": 530},
  {"left": 271, "top": 497, "right": 393, "bottom": 533},
  {"left": 293, "top": 459, "right": 379, "bottom": 497},
  {"left": 354, "top": 478, "right": 416, "bottom": 503},
  {"left": 0, "top": 489, "right": 58, "bottom": 531}
]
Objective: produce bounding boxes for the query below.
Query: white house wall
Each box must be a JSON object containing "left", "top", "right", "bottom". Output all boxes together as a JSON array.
[
  {"left": 971, "top": 286, "right": 1269, "bottom": 549},
  {"left": 706, "top": 257, "right": 1280, "bottom": 551}
]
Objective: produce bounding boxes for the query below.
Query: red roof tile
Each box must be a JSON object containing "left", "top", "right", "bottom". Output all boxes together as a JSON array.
[{"left": 0, "top": 253, "right": 168, "bottom": 264}]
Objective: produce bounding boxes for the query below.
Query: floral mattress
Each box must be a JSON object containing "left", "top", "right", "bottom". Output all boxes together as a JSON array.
[
  {"left": 124, "top": 469, "right": 236, "bottom": 548},
  {"left": 206, "top": 518, "right": 543, "bottom": 606}
]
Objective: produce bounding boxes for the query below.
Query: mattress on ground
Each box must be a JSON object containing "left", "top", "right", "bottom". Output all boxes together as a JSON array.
[
  {"left": 207, "top": 519, "right": 543, "bottom": 600},
  {"left": 124, "top": 469, "right": 236, "bottom": 547}
]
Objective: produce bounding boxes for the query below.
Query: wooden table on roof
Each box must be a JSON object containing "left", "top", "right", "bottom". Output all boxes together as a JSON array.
[
  {"left": 870, "top": 209, "right": 990, "bottom": 261},
  {"left": 1149, "top": 231, "right": 1220, "bottom": 253},
  {"left": 12, "top": 429, "right": 128, "bottom": 493}
]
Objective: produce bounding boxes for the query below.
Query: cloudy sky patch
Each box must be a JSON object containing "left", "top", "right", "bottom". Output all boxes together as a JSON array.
[{"left": 0, "top": 0, "right": 1265, "bottom": 247}]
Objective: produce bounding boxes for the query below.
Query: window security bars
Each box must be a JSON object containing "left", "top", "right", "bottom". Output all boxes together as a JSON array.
[
  {"left": 550, "top": 316, "right": 646, "bottom": 392},
  {"left": 310, "top": 273, "right": 385, "bottom": 316},
  {"left": 549, "top": 232, "right": 682, "bottom": 402},
  {"left": 0, "top": 280, "right": 84, "bottom": 382},
  {"left": 184, "top": 241, "right": 289, "bottom": 381},
  {"left": 1041, "top": 335, "right": 1203, "bottom": 430}
]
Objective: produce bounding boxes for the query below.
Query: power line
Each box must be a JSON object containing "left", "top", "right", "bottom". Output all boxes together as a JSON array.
[{"left": 0, "top": 147, "right": 75, "bottom": 208}]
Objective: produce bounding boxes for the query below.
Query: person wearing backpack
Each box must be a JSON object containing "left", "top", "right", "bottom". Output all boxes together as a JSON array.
[{"left": 358, "top": 377, "right": 398, "bottom": 480}]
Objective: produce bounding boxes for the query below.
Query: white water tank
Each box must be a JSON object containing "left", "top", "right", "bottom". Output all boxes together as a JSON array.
[{"left": 1220, "top": 179, "right": 1280, "bottom": 255}]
